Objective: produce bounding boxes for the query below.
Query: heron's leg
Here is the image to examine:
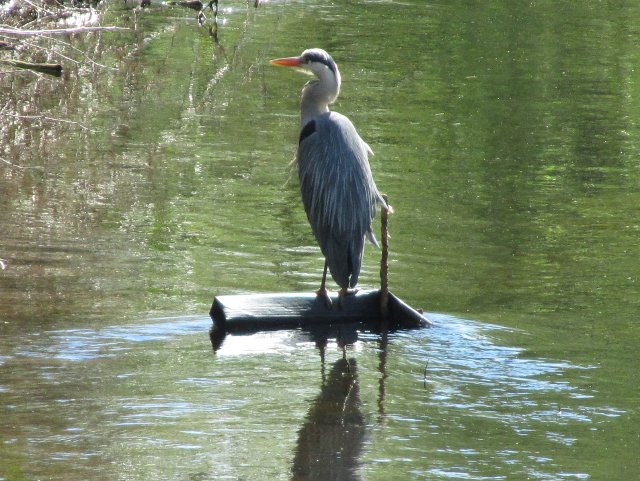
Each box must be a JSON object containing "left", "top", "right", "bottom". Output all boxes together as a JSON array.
[
  {"left": 337, "top": 286, "right": 359, "bottom": 308},
  {"left": 316, "top": 260, "right": 332, "bottom": 308}
]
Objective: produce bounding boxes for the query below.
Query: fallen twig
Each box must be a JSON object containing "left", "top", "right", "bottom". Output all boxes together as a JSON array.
[
  {"left": 0, "top": 157, "right": 25, "bottom": 169},
  {"left": 1, "top": 113, "right": 92, "bottom": 131}
]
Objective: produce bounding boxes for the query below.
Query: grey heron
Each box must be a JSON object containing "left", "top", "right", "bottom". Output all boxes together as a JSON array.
[{"left": 271, "top": 48, "right": 389, "bottom": 306}]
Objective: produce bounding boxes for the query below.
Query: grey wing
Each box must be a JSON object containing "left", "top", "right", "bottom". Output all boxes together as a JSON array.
[{"left": 296, "top": 112, "right": 383, "bottom": 289}]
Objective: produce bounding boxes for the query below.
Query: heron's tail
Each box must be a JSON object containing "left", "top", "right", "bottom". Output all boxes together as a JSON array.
[{"left": 367, "top": 228, "right": 380, "bottom": 248}]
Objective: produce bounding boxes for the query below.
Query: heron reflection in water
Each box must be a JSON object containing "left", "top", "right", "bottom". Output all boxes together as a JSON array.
[
  {"left": 271, "top": 49, "right": 390, "bottom": 307},
  {"left": 291, "top": 355, "right": 365, "bottom": 481}
]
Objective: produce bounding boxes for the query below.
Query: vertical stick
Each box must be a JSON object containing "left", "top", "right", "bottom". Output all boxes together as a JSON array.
[{"left": 380, "top": 195, "right": 390, "bottom": 321}]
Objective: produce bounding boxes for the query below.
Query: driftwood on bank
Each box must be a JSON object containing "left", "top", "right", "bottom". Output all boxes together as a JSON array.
[
  {"left": 168, "top": 0, "right": 219, "bottom": 12},
  {"left": 0, "top": 24, "right": 131, "bottom": 77},
  {"left": 0, "top": 26, "right": 131, "bottom": 36},
  {"left": 0, "top": 59, "right": 62, "bottom": 77}
]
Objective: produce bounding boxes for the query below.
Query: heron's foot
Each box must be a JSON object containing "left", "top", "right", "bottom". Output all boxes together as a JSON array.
[
  {"left": 316, "top": 287, "right": 333, "bottom": 308},
  {"left": 337, "top": 287, "right": 359, "bottom": 308}
]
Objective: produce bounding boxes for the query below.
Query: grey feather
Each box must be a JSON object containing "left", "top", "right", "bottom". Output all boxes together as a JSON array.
[{"left": 296, "top": 111, "right": 383, "bottom": 289}]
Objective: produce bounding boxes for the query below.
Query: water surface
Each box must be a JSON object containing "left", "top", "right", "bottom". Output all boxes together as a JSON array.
[{"left": 1, "top": 0, "right": 639, "bottom": 479}]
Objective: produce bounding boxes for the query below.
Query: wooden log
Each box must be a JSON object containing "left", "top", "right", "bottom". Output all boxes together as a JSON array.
[
  {"left": 387, "top": 292, "right": 431, "bottom": 328},
  {"left": 167, "top": 0, "right": 218, "bottom": 12},
  {"left": 210, "top": 289, "right": 430, "bottom": 335},
  {"left": 1, "top": 60, "right": 62, "bottom": 77},
  {"left": 169, "top": 0, "right": 205, "bottom": 10}
]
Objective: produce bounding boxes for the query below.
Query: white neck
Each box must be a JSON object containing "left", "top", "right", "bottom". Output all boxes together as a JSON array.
[{"left": 299, "top": 64, "right": 341, "bottom": 127}]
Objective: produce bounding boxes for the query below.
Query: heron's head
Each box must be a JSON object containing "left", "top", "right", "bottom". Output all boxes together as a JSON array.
[{"left": 271, "top": 48, "right": 341, "bottom": 92}]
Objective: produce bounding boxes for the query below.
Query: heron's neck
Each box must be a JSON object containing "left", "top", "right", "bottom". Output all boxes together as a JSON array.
[{"left": 300, "top": 71, "right": 340, "bottom": 128}]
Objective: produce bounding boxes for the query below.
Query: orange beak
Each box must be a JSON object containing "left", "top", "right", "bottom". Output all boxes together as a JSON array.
[{"left": 270, "top": 56, "right": 303, "bottom": 67}]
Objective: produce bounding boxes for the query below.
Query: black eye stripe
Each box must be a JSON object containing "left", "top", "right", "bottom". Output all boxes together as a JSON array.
[
  {"left": 302, "top": 50, "right": 337, "bottom": 76},
  {"left": 304, "top": 52, "right": 327, "bottom": 64}
]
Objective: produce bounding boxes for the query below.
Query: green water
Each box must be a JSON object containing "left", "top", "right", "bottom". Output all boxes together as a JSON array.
[{"left": 1, "top": 0, "right": 639, "bottom": 479}]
